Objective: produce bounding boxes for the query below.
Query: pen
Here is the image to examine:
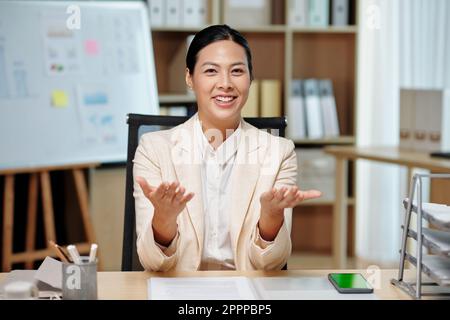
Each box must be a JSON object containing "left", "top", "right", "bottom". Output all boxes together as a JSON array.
[
  {"left": 48, "top": 240, "right": 69, "bottom": 263},
  {"left": 88, "top": 243, "right": 98, "bottom": 263},
  {"left": 67, "top": 245, "right": 82, "bottom": 264},
  {"left": 49, "top": 240, "right": 72, "bottom": 262}
]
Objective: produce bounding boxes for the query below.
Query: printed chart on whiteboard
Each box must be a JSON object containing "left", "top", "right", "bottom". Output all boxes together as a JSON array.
[{"left": 0, "top": 1, "right": 159, "bottom": 170}]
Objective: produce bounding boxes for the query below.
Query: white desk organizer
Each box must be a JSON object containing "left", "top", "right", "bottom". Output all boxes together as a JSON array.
[
  {"left": 391, "top": 173, "right": 450, "bottom": 299},
  {"left": 391, "top": 174, "right": 450, "bottom": 299}
]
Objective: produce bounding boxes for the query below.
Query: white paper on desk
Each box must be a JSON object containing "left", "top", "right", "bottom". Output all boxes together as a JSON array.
[
  {"left": 0, "top": 269, "right": 61, "bottom": 299},
  {"left": 253, "top": 277, "right": 378, "bottom": 300},
  {"left": 34, "top": 256, "right": 62, "bottom": 289},
  {"left": 148, "top": 277, "right": 258, "bottom": 300}
]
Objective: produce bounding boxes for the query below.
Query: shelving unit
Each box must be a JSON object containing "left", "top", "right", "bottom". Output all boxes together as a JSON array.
[
  {"left": 391, "top": 173, "right": 450, "bottom": 299},
  {"left": 150, "top": 0, "right": 358, "bottom": 255}
]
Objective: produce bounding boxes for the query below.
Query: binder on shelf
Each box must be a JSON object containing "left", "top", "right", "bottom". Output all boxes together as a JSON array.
[
  {"left": 286, "top": 79, "right": 306, "bottom": 139},
  {"left": 402, "top": 88, "right": 450, "bottom": 153},
  {"left": 159, "top": 106, "right": 169, "bottom": 115},
  {"left": 288, "top": 0, "right": 308, "bottom": 27},
  {"left": 271, "top": 0, "right": 285, "bottom": 25},
  {"left": 149, "top": 0, "right": 165, "bottom": 27},
  {"left": 168, "top": 35, "right": 195, "bottom": 94},
  {"left": 308, "top": 0, "right": 329, "bottom": 27},
  {"left": 165, "top": 0, "right": 182, "bottom": 27},
  {"left": 425, "top": 89, "right": 450, "bottom": 153},
  {"left": 414, "top": 90, "right": 433, "bottom": 152},
  {"left": 242, "top": 80, "right": 260, "bottom": 117},
  {"left": 331, "top": 0, "right": 349, "bottom": 26},
  {"left": 303, "top": 79, "right": 323, "bottom": 139},
  {"left": 319, "top": 79, "right": 340, "bottom": 137},
  {"left": 159, "top": 106, "right": 188, "bottom": 116},
  {"left": 182, "top": 0, "right": 207, "bottom": 27},
  {"left": 260, "top": 79, "right": 282, "bottom": 117},
  {"left": 399, "top": 89, "right": 415, "bottom": 150},
  {"left": 197, "top": 0, "right": 207, "bottom": 27},
  {"left": 170, "top": 106, "right": 189, "bottom": 116},
  {"left": 223, "top": 0, "right": 271, "bottom": 27}
]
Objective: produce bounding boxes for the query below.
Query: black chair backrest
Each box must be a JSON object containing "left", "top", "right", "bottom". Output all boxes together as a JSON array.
[{"left": 122, "top": 113, "right": 287, "bottom": 271}]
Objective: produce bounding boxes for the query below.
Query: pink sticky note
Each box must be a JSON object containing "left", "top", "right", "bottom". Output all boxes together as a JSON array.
[{"left": 85, "top": 40, "right": 99, "bottom": 55}]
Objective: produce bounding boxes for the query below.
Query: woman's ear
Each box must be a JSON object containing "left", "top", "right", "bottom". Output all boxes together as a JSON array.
[{"left": 185, "top": 68, "right": 193, "bottom": 90}]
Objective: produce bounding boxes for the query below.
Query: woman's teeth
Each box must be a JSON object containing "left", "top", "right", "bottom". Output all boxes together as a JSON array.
[{"left": 215, "top": 96, "right": 235, "bottom": 102}]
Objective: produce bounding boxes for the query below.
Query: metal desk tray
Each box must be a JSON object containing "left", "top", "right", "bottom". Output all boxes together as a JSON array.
[{"left": 403, "top": 199, "right": 450, "bottom": 231}]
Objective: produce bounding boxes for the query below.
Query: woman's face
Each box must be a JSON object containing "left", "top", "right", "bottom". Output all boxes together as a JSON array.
[{"left": 186, "top": 40, "right": 251, "bottom": 127}]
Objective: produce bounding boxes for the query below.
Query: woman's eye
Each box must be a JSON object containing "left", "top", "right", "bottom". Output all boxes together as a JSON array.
[
  {"left": 232, "top": 69, "right": 244, "bottom": 74},
  {"left": 205, "top": 69, "right": 217, "bottom": 74}
]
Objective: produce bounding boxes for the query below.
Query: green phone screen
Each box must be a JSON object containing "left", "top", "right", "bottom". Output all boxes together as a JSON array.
[{"left": 329, "top": 273, "right": 371, "bottom": 289}]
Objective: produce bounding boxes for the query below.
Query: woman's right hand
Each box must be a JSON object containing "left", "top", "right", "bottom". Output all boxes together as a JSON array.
[{"left": 136, "top": 176, "right": 194, "bottom": 246}]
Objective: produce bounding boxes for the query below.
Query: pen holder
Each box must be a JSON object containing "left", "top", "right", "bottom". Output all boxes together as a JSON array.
[{"left": 62, "top": 257, "right": 98, "bottom": 300}]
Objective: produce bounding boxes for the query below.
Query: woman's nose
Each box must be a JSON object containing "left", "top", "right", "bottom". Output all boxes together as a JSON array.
[{"left": 216, "top": 72, "right": 233, "bottom": 90}]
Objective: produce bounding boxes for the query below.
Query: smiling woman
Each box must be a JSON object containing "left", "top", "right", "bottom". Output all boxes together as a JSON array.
[
  {"left": 133, "top": 25, "right": 322, "bottom": 272},
  {"left": 185, "top": 26, "right": 253, "bottom": 146}
]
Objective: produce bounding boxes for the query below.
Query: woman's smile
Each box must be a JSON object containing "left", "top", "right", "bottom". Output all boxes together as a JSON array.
[{"left": 212, "top": 94, "right": 238, "bottom": 108}]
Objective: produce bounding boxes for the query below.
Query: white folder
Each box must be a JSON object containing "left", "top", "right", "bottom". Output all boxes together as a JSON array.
[
  {"left": 287, "top": 80, "right": 307, "bottom": 139},
  {"left": 149, "top": 0, "right": 164, "bottom": 27},
  {"left": 304, "top": 79, "right": 323, "bottom": 139},
  {"left": 319, "top": 79, "right": 340, "bottom": 137},
  {"left": 331, "top": 0, "right": 349, "bottom": 26},
  {"left": 182, "top": 0, "right": 206, "bottom": 27},
  {"left": 165, "top": 0, "right": 182, "bottom": 27},
  {"left": 308, "top": 0, "right": 329, "bottom": 27},
  {"left": 288, "top": 0, "right": 308, "bottom": 27}
]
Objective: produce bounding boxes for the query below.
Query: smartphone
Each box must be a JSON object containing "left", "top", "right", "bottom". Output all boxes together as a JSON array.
[{"left": 328, "top": 273, "right": 374, "bottom": 294}]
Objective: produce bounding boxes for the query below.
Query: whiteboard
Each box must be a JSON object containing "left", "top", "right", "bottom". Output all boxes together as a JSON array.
[{"left": 0, "top": 1, "right": 159, "bottom": 170}]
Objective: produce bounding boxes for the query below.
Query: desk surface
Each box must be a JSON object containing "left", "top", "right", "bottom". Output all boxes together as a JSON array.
[
  {"left": 0, "top": 269, "right": 413, "bottom": 300},
  {"left": 324, "top": 146, "right": 450, "bottom": 171}
]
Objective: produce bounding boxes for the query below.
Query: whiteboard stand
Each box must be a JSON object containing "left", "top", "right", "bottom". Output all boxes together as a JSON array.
[{"left": 1, "top": 164, "right": 101, "bottom": 271}]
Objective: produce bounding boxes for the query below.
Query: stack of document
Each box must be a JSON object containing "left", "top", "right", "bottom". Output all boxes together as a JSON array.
[{"left": 148, "top": 276, "right": 377, "bottom": 300}]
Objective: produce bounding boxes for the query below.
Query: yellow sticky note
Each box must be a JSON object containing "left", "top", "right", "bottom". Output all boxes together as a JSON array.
[{"left": 51, "top": 90, "right": 68, "bottom": 108}]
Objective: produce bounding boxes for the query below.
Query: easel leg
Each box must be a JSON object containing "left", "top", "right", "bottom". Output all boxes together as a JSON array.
[
  {"left": 2, "top": 175, "right": 15, "bottom": 272},
  {"left": 40, "top": 171, "right": 57, "bottom": 245},
  {"left": 25, "top": 173, "right": 38, "bottom": 269},
  {"left": 72, "top": 169, "right": 96, "bottom": 243},
  {"left": 72, "top": 169, "right": 101, "bottom": 269}
]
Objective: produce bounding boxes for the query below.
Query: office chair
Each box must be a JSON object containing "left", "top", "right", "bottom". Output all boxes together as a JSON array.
[{"left": 122, "top": 113, "right": 288, "bottom": 271}]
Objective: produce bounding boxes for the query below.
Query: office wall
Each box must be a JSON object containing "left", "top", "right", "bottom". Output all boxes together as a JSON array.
[{"left": 89, "top": 167, "right": 126, "bottom": 271}]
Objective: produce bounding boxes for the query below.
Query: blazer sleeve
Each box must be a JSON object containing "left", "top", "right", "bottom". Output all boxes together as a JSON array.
[
  {"left": 248, "top": 139, "right": 297, "bottom": 270},
  {"left": 133, "top": 134, "right": 180, "bottom": 271}
]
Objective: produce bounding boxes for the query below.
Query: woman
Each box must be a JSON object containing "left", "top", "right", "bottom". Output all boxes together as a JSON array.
[{"left": 134, "top": 25, "right": 321, "bottom": 271}]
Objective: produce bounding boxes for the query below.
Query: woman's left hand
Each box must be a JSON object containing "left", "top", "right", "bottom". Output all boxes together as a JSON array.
[
  {"left": 258, "top": 186, "right": 322, "bottom": 241},
  {"left": 260, "top": 186, "right": 322, "bottom": 217}
]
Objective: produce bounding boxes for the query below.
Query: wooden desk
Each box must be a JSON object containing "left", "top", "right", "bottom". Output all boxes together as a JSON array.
[
  {"left": 0, "top": 269, "right": 412, "bottom": 300},
  {"left": 324, "top": 146, "right": 450, "bottom": 269}
]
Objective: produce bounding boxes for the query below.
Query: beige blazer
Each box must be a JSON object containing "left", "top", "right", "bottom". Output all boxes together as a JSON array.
[{"left": 133, "top": 114, "right": 297, "bottom": 271}]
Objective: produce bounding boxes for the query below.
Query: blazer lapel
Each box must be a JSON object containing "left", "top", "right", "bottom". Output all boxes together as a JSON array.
[{"left": 171, "top": 116, "right": 204, "bottom": 252}]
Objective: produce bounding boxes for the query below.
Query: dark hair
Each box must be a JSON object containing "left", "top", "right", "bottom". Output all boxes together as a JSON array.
[{"left": 186, "top": 24, "right": 254, "bottom": 80}]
